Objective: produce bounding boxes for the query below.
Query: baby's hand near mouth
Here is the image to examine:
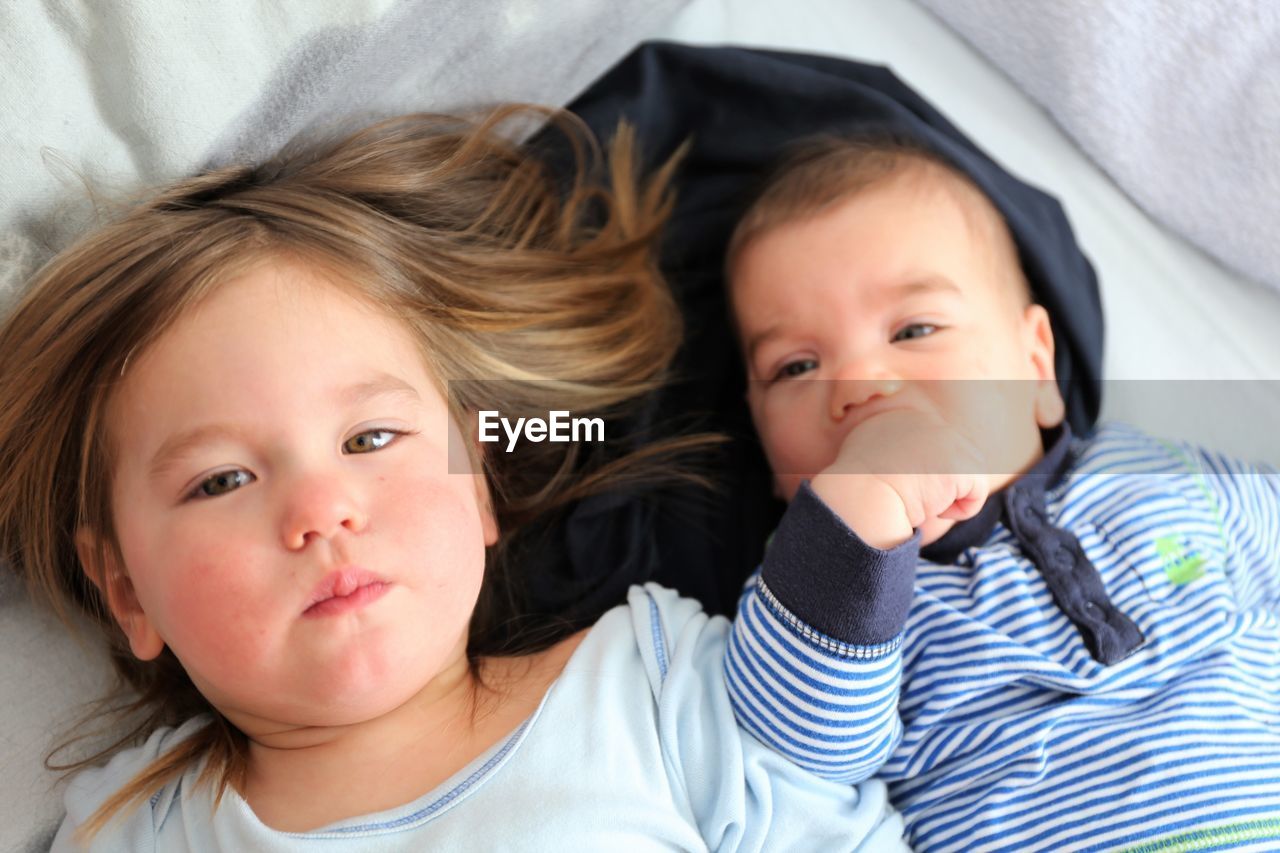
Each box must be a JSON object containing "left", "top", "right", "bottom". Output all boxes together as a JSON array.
[{"left": 811, "top": 408, "right": 991, "bottom": 549}]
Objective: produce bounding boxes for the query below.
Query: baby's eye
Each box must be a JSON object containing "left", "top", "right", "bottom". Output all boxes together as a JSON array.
[
  {"left": 892, "top": 323, "right": 938, "bottom": 342},
  {"left": 192, "top": 470, "right": 254, "bottom": 499},
  {"left": 343, "top": 429, "right": 402, "bottom": 454},
  {"left": 774, "top": 359, "right": 818, "bottom": 381}
]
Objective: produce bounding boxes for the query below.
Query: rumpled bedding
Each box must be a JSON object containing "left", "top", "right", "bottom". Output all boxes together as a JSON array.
[
  {"left": 915, "top": 0, "right": 1280, "bottom": 294},
  {"left": 0, "top": 0, "right": 686, "bottom": 315}
]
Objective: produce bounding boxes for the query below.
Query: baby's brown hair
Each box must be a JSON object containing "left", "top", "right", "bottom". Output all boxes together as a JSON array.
[{"left": 727, "top": 134, "right": 1031, "bottom": 309}]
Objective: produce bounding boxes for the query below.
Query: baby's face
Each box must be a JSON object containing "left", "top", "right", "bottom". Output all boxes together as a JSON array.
[
  {"left": 95, "top": 257, "right": 496, "bottom": 732},
  {"left": 732, "top": 173, "right": 1062, "bottom": 501}
]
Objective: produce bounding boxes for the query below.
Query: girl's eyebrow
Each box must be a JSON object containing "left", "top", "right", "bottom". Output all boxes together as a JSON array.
[
  {"left": 337, "top": 373, "right": 422, "bottom": 409},
  {"left": 147, "top": 373, "right": 422, "bottom": 479},
  {"left": 148, "top": 423, "right": 256, "bottom": 480}
]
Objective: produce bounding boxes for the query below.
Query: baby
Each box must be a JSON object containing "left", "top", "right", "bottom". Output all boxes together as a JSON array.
[
  {"left": 0, "top": 113, "right": 907, "bottom": 851},
  {"left": 720, "top": 135, "right": 1280, "bottom": 852}
]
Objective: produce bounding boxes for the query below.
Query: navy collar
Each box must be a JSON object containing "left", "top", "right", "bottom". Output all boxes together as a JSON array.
[{"left": 921, "top": 423, "right": 1074, "bottom": 564}]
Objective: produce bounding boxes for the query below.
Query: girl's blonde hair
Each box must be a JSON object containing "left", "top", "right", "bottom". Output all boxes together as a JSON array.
[{"left": 0, "top": 106, "right": 695, "bottom": 840}]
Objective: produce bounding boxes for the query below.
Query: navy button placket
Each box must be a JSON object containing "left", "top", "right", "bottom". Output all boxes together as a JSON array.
[
  {"left": 1002, "top": 485, "right": 1144, "bottom": 665},
  {"left": 924, "top": 425, "right": 1145, "bottom": 665}
]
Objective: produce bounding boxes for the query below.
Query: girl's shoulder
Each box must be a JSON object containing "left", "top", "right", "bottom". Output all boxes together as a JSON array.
[
  {"left": 54, "top": 715, "right": 210, "bottom": 849},
  {"left": 472, "top": 630, "right": 590, "bottom": 730},
  {"left": 484, "top": 585, "right": 718, "bottom": 721},
  {"left": 490, "top": 584, "right": 717, "bottom": 699}
]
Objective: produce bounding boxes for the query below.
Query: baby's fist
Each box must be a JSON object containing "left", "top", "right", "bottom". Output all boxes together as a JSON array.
[{"left": 811, "top": 408, "right": 992, "bottom": 548}]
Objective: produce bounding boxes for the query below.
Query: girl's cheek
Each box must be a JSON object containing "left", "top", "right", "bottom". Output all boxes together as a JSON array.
[
  {"left": 160, "top": 553, "right": 279, "bottom": 677},
  {"left": 164, "top": 551, "right": 256, "bottom": 615},
  {"left": 158, "top": 520, "right": 271, "bottom": 613},
  {"left": 384, "top": 464, "right": 479, "bottom": 521}
]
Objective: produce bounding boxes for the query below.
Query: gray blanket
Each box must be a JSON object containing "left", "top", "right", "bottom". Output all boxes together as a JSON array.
[
  {"left": 917, "top": 0, "right": 1280, "bottom": 294},
  {"left": 0, "top": 0, "right": 687, "bottom": 315}
]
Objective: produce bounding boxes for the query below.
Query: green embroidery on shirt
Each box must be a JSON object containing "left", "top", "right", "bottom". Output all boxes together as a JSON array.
[
  {"left": 1119, "top": 816, "right": 1280, "bottom": 852},
  {"left": 1155, "top": 535, "right": 1206, "bottom": 586},
  {"left": 1155, "top": 437, "right": 1230, "bottom": 557}
]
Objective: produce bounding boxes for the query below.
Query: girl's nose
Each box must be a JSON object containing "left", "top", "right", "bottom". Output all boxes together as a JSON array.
[{"left": 280, "top": 475, "right": 368, "bottom": 550}]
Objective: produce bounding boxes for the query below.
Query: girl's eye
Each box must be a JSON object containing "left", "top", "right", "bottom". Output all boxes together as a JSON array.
[
  {"left": 343, "top": 429, "right": 402, "bottom": 454},
  {"left": 774, "top": 358, "right": 818, "bottom": 381},
  {"left": 892, "top": 323, "right": 939, "bottom": 342},
  {"left": 192, "top": 470, "right": 254, "bottom": 500}
]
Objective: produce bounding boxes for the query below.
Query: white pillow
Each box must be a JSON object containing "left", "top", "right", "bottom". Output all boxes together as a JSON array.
[{"left": 0, "top": 0, "right": 688, "bottom": 315}]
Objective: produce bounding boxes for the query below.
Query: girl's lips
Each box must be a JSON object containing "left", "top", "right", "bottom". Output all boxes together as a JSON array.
[
  {"left": 303, "top": 568, "right": 389, "bottom": 617},
  {"left": 302, "top": 581, "right": 390, "bottom": 618}
]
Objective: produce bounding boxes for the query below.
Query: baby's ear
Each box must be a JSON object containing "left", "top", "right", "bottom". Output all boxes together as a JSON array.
[
  {"left": 1022, "top": 304, "right": 1056, "bottom": 380},
  {"left": 74, "top": 529, "right": 165, "bottom": 661},
  {"left": 1022, "top": 305, "right": 1065, "bottom": 428}
]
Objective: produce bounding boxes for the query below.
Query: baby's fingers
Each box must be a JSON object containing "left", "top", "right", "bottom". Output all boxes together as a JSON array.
[
  {"left": 938, "top": 498, "right": 981, "bottom": 521},
  {"left": 937, "top": 478, "right": 990, "bottom": 521}
]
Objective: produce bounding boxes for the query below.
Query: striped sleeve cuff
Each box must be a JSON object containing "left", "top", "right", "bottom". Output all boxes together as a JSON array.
[{"left": 726, "top": 581, "right": 905, "bottom": 782}]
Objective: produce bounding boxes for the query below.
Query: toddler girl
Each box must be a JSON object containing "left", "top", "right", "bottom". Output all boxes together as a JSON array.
[{"left": 0, "top": 109, "right": 906, "bottom": 851}]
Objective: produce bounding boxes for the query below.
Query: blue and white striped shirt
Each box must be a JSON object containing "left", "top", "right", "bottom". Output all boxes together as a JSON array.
[{"left": 727, "top": 422, "right": 1280, "bottom": 852}]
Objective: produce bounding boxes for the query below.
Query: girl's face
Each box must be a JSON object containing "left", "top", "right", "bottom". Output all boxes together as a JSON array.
[{"left": 87, "top": 257, "right": 496, "bottom": 730}]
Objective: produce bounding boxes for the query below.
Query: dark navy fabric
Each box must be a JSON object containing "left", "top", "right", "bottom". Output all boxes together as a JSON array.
[
  {"left": 1002, "top": 481, "right": 1145, "bottom": 664},
  {"left": 510, "top": 42, "right": 1106, "bottom": 636},
  {"left": 762, "top": 482, "right": 920, "bottom": 646},
  {"left": 565, "top": 42, "right": 1104, "bottom": 431},
  {"left": 924, "top": 426, "right": 1144, "bottom": 664}
]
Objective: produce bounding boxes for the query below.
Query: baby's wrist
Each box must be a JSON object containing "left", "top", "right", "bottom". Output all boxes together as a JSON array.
[{"left": 809, "top": 472, "right": 915, "bottom": 550}]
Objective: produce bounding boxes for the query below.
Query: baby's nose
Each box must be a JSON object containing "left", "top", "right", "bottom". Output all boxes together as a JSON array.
[{"left": 829, "top": 377, "right": 904, "bottom": 420}]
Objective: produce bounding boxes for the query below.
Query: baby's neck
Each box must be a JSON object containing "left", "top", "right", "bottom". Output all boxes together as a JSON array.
[{"left": 237, "top": 632, "right": 586, "bottom": 833}]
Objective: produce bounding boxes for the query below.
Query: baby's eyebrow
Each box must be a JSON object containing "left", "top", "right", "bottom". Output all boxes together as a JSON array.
[
  {"left": 147, "top": 373, "right": 422, "bottom": 479},
  {"left": 745, "top": 323, "right": 787, "bottom": 368},
  {"left": 891, "top": 276, "right": 962, "bottom": 298}
]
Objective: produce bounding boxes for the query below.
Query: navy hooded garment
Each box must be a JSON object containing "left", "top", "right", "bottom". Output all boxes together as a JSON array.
[{"left": 510, "top": 42, "right": 1104, "bottom": 631}]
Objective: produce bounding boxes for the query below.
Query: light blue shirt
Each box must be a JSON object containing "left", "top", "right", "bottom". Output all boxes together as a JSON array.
[{"left": 54, "top": 583, "right": 908, "bottom": 852}]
